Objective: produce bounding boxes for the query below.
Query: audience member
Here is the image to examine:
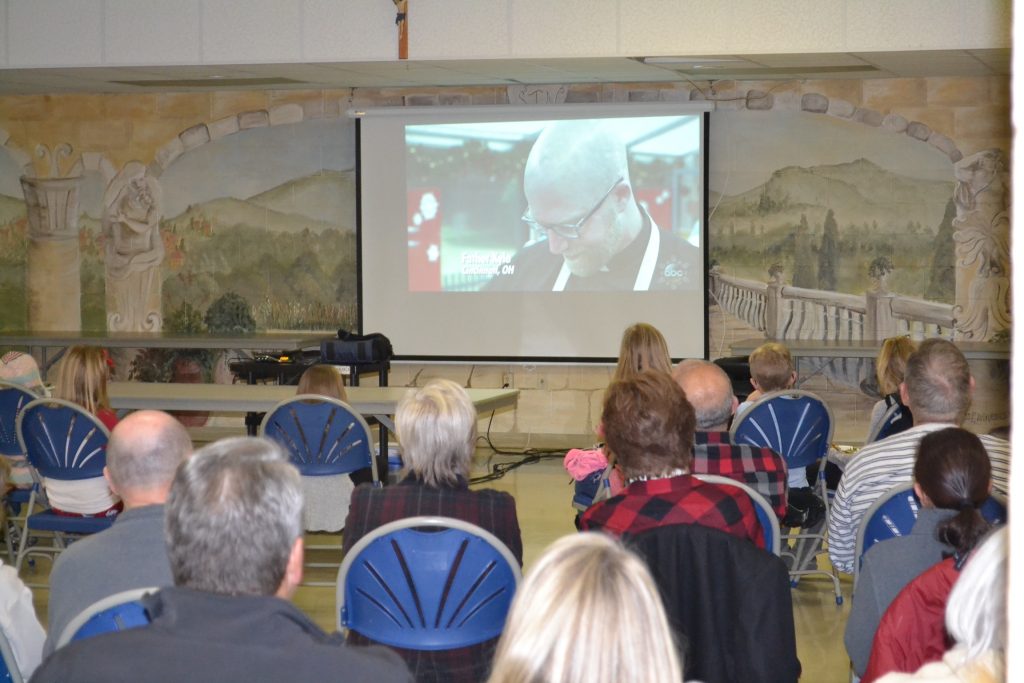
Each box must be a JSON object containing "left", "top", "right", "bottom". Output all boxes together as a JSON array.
[
  {"left": 342, "top": 378, "right": 522, "bottom": 682},
  {"left": 580, "top": 371, "right": 763, "bottom": 549},
  {"left": 870, "top": 526, "right": 1006, "bottom": 683},
  {"left": 672, "top": 359, "right": 788, "bottom": 518},
  {"left": 44, "top": 410, "right": 191, "bottom": 655},
  {"left": 737, "top": 341, "right": 797, "bottom": 409},
  {"left": 866, "top": 336, "right": 917, "bottom": 440},
  {"left": 43, "top": 345, "right": 121, "bottom": 517},
  {"left": 0, "top": 351, "right": 46, "bottom": 394},
  {"left": 828, "top": 339, "right": 1009, "bottom": 573},
  {"left": 0, "top": 458, "right": 45, "bottom": 680},
  {"left": 292, "top": 364, "right": 358, "bottom": 531},
  {"left": 487, "top": 533, "right": 684, "bottom": 683},
  {"left": 296, "top": 364, "right": 347, "bottom": 400},
  {"left": 844, "top": 428, "right": 992, "bottom": 676},
  {"left": 564, "top": 322, "right": 672, "bottom": 513},
  {"left": 31, "top": 437, "right": 412, "bottom": 683},
  {"left": 612, "top": 322, "right": 673, "bottom": 382},
  {"left": 735, "top": 342, "right": 824, "bottom": 531}
]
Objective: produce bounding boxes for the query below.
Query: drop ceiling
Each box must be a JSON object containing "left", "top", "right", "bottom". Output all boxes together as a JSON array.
[{"left": 0, "top": 49, "right": 1009, "bottom": 95}]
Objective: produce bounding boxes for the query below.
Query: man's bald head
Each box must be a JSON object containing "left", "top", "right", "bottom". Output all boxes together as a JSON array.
[
  {"left": 672, "top": 360, "right": 736, "bottom": 431},
  {"left": 106, "top": 410, "right": 192, "bottom": 506},
  {"left": 524, "top": 121, "right": 628, "bottom": 203},
  {"left": 522, "top": 122, "right": 642, "bottom": 277}
]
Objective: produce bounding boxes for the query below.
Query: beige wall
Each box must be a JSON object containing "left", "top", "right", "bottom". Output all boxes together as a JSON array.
[{"left": 0, "top": 0, "right": 1010, "bottom": 69}]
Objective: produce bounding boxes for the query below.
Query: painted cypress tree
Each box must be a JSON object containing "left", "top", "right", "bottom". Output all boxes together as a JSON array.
[
  {"left": 817, "top": 209, "right": 839, "bottom": 291},
  {"left": 792, "top": 213, "right": 815, "bottom": 288},
  {"left": 925, "top": 198, "right": 957, "bottom": 302}
]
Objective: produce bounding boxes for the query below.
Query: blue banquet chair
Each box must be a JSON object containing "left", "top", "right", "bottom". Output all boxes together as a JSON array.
[
  {"left": 730, "top": 388, "right": 843, "bottom": 603},
  {"left": 0, "top": 382, "right": 40, "bottom": 563},
  {"left": 55, "top": 587, "right": 157, "bottom": 649},
  {"left": 337, "top": 516, "right": 520, "bottom": 651},
  {"left": 14, "top": 398, "right": 114, "bottom": 581},
  {"left": 261, "top": 395, "right": 378, "bottom": 585}
]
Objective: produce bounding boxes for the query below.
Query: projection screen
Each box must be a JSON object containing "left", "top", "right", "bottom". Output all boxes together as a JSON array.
[{"left": 355, "top": 103, "right": 710, "bottom": 361}]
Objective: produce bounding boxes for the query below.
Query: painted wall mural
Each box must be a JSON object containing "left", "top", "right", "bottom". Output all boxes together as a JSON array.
[{"left": 0, "top": 113, "right": 358, "bottom": 339}]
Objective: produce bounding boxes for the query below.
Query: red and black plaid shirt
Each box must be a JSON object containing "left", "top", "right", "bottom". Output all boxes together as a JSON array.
[
  {"left": 692, "top": 430, "right": 789, "bottom": 519},
  {"left": 580, "top": 473, "right": 765, "bottom": 549},
  {"left": 342, "top": 476, "right": 522, "bottom": 683}
]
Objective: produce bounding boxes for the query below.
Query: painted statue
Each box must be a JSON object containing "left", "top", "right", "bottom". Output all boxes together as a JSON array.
[{"left": 103, "top": 161, "right": 164, "bottom": 332}]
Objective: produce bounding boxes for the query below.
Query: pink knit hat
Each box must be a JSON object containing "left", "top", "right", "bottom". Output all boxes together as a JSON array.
[{"left": 0, "top": 351, "right": 45, "bottom": 393}]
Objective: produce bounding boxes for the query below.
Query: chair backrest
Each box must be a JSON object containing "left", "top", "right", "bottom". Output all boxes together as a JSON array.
[
  {"left": 867, "top": 402, "right": 913, "bottom": 443},
  {"left": 853, "top": 484, "right": 1008, "bottom": 580},
  {"left": 0, "top": 626, "right": 22, "bottom": 683},
  {"left": 337, "top": 516, "right": 520, "bottom": 651},
  {"left": 260, "top": 395, "right": 377, "bottom": 482},
  {"left": 729, "top": 389, "right": 834, "bottom": 470},
  {"left": 56, "top": 587, "right": 157, "bottom": 649},
  {"left": 16, "top": 399, "right": 110, "bottom": 481},
  {"left": 0, "top": 382, "right": 37, "bottom": 458},
  {"left": 694, "top": 474, "right": 780, "bottom": 556}
]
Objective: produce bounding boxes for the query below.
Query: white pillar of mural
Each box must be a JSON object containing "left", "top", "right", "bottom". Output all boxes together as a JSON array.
[
  {"left": 952, "top": 149, "right": 1010, "bottom": 342},
  {"left": 103, "top": 162, "right": 164, "bottom": 332},
  {"left": 20, "top": 144, "right": 83, "bottom": 331}
]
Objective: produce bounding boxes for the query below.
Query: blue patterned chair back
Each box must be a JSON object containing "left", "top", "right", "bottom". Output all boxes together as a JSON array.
[
  {"left": 16, "top": 398, "right": 110, "bottom": 481},
  {"left": 854, "top": 484, "right": 1007, "bottom": 579},
  {"left": 730, "top": 390, "right": 834, "bottom": 471},
  {"left": 0, "top": 382, "right": 37, "bottom": 458},
  {"left": 337, "top": 516, "right": 520, "bottom": 651},
  {"left": 260, "top": 395, "right": 377, "bottom": 482}
]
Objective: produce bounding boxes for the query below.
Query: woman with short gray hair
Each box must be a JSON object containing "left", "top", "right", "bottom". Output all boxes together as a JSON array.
[{"left": 341, "top": 378, "right": 523, "bottom": 683}]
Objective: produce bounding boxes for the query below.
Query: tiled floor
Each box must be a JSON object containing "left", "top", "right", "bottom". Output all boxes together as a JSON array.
[{"left": 24, "top": 450, "right": 854, "bottom": 682}]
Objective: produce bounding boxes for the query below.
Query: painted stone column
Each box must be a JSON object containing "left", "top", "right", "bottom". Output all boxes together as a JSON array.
[
  {"left": 103, "top": 162, "right": 164, "bottom": 333},
  {"left": 20, "top": 175, "right": 83, "bottom": 331},
  {"left": 952, "top": 149, "right": 1010, "bottom": 341}
]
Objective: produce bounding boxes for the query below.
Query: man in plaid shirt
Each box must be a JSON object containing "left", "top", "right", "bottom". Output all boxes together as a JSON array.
[
  {"left": 673, "top": 360, "right": 789, "bottom": 519},
  {"left": 580, "top": 371, "right": 764, "bottom": 549}
]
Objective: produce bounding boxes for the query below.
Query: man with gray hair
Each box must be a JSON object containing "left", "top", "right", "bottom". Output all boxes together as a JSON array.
[
  {"left": 485, "top": 120, "right": 699, "bottom": 292},
  {"left": 32, "top": 437, "right": 411, "bottom": 683},
  {"left": 44, "top": 410, "right": 191, "bottom": 654},
  {"left": 828, "top": 338, "right": 1010, "bottom": 573},
  {"left": 672, "top": 360, "right": 789, "bottom": 520}
]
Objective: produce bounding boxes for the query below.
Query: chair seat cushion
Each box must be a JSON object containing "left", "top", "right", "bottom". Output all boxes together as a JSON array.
[{"left": 26, "top": 510, "right": 115, "bottom": 534}]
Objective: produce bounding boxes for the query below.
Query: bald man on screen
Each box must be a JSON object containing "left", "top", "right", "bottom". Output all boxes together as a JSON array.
[{"left": 485, "top": 120, "right": 699, "bottom": 292}]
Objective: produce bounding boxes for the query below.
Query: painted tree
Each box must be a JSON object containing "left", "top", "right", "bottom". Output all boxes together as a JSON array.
[
  {"left": 793, "top": 213, "right": 816, "bottom": 288},
  {"left": 925, "top": 198, "right": 957, "bottom": 302},
  {"left": 817, "top": 209, "right": 839, "bottom": 291}
]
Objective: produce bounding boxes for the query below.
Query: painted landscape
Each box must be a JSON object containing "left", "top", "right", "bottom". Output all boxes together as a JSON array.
[
  {"left": 709, "top": 158, "right": 956, "bottom": 301},
  {"left": 0, "top": 170, "right": 359, "bottom": 332}
]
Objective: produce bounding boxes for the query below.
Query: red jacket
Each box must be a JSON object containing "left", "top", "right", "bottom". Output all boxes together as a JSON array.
[{"left": 862, "top": 557, "right": 959, "bottom": 683}]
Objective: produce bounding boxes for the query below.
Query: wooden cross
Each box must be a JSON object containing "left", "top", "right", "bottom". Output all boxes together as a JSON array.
[{"left": 393, "top": 0, "right": 409, "bottom": 60}]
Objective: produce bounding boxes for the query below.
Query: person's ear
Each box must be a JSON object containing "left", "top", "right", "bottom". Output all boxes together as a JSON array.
[
  {"left": 913, "top": 481, "right": 933, "bottom": 507},
  {"left": 730, "top": 395, "right": 739, "bottom": 415},
  {"left": 899, "top": 382, "right": 910, "bottom": 405},
  {"left": 968, "top": 375, "right": 976, "bottom": 395},
  {"left": 103, "top": 466, "right": 119, "bottom": 497},
  {"left": 277, "top": 537, "right": 304, "bottom": 600}
]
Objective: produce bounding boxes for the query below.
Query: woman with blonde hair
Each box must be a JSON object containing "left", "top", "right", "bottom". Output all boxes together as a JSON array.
[
  {"left": 54, "top": 346, "right": 117, "bottom": 431},
  {"left": 296, "top": 364, "right": 347, "bottom": 401},
  {"left": 612, "top": 322, "right": 672, "bottom": 383},
  {"left": 488, "top": 532, "right": 683, "bottom": 683},
  {"left": 866, "top": 336, "right": 917, "bottom": 441},
  {"left": 46, "top": 345, "right": 121, "bottom": 516}
]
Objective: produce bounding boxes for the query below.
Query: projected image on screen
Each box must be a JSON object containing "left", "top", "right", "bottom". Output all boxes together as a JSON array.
[{"left": 405, "top": 116, "right": 702, "bottom": 293}]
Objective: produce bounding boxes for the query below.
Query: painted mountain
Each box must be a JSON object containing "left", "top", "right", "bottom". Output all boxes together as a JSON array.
[
  {"left": 710, "top": 158, "right": 955, "bottom": 234},
  {"left": 164, "top": 169, "right": 356, "bottom": 234}
]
